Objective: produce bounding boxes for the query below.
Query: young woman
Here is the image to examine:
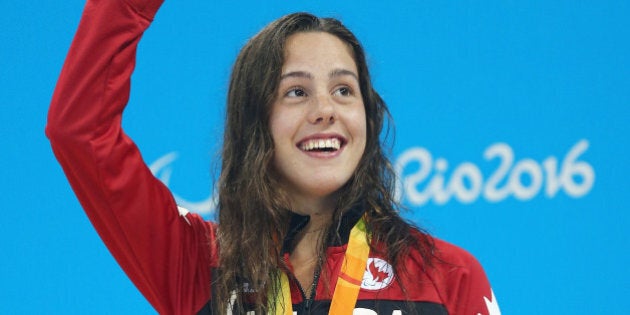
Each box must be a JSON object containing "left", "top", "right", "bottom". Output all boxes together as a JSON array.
[{"left": 47, "top": 0, "right": 499, "bottom": 314}]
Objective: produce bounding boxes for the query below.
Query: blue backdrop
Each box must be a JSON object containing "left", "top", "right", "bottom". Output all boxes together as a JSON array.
[{"left": 1, "top": 0, "right": 628, "bottom": 314}]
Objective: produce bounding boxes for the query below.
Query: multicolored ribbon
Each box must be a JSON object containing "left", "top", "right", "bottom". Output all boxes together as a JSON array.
[{"left": 271, "top": 218, "right": 370, "bottom": 314}]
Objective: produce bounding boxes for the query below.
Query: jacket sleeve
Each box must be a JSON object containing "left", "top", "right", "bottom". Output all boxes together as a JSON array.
[{"left": 46, "top": 0, "right": 213, "bottom": 314}]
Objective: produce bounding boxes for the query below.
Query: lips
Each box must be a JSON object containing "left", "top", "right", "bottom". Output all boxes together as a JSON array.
[{"left": 297, "top": 134, "right": 346, "bottom": 153}]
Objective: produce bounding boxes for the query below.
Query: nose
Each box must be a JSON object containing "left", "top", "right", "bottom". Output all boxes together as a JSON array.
[{"left": 308, "top": 93, "right": 336, "bottom": 124}]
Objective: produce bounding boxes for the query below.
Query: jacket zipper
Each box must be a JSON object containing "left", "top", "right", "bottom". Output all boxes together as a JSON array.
[{"left": 294, "top": 263, "right": 322, "bottom": 314}]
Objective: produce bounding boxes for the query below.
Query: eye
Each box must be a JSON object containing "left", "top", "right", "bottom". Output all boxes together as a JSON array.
[
  {"left": 286, "top": 87, "right": 307, "bottom": 98},
  {"left": 333, "top": 86, "right": 353, "bottom": 97}
]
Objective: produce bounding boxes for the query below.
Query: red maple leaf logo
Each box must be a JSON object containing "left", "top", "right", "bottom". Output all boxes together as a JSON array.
[{"left": 368, "top": 260, "right": 389, "bottom": 282}]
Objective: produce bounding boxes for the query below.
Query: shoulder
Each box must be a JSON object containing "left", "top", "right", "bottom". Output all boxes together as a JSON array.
[
  {"left": 408, "top": 230, "right": 500, "bottom": 315},
  {"left": 406, "top": 228, "right": 483, "bottom": 272},
  {"left": 433, "top": 237, "right": 484, "bottom": 272},
  {"left": 433, "top": 238, "right": 499, "bottom": 315}
]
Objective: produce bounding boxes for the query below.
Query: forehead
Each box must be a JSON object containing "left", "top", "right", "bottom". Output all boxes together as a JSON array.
[{"left": 282, "top": 32, "right": 358, "bottom": 73}]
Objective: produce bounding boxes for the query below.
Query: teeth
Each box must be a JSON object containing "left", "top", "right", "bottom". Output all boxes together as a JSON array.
[{"left": 300, "top": 138, "right": 341, "bottom": 151}]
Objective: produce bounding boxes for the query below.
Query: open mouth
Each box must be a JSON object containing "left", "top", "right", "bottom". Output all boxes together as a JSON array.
[{"left": 298, "top": 137, "right": 343, "bottom": 152}]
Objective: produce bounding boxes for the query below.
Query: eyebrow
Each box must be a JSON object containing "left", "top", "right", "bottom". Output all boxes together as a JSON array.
[
  {"left": 329, "top": 68, "right": 359, "bottom": 81},
  {"left": 280, "top": 71, "right": 312, "bottom": 80},
  {"left": 279, "top": 68, "right": 359, "bottom": 81}
]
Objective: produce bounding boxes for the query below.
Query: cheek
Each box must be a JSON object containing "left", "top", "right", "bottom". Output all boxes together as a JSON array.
[
  {"left": 352, "top": 107, "right": 368, "bottom": 145},
  {"left": 269, "top": 110, "right": 288, "bottom": 144},
  {"left": 354, "top": 111, "right": 368, "bottom": 160},
  {"left": 269, "top": 119, "right": 281, "bottom": 145},
  {"left": 269, "top": 106, "right": 301, "bottom": 137},
  {"left": 269, "top": 109, "right": 298, "bottom": 166}
]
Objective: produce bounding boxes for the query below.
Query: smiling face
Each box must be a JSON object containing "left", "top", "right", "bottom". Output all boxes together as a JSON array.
[{"left": 270, "top": 32, "right": 367, "bottom": 213}]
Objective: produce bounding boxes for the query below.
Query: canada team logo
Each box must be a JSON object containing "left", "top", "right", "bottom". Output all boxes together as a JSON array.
[{"left": 361, "top": 258, "right": 395, "bottom": 291}]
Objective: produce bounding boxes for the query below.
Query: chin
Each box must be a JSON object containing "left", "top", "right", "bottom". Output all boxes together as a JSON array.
[
  {"left": 304, "top": 180, "right": 348, "bottom": 198},
  {"left": 278, "top": 171, "right": 355, "bottom": 204}
]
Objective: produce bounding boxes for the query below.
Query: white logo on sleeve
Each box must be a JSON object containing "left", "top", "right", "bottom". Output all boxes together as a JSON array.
[{"left": 478, "top": 289, "right": 501, "bottom": 315}]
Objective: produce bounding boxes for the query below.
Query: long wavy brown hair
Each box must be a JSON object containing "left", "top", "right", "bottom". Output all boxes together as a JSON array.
[{"left": 215, "top": 12, "right": 435, "bottom": 314}]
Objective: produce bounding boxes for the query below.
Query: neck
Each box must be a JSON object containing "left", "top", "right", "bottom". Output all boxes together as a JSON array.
[
  {"left": 291, "top": 209, "right": 331, "bottom": 256},
  {"left": 286, "top": 191, "right": 338, "bottom": 265},
  {"left": 288, "top": 189, "right": 338, "bottom": 217},
  {"left": 290, "top": 200, "right": 334, "bottom": 250},
  {"left": 289, "top": 211, "right": 330, "bottom": 296}
]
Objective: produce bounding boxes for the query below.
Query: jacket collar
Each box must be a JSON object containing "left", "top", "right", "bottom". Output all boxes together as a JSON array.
[{"left": 281, "top": 202, "right": 366, "bottom": 254}]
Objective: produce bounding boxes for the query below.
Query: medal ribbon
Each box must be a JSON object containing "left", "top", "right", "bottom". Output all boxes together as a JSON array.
[{"left": 271, "top": 218, "right": 370, "bottom": 314}]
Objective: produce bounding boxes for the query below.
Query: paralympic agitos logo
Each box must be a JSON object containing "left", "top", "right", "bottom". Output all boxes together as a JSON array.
[
  {"left": 149, "top": 152, "right": 217, "bottom": 215},
  {"left": 150, "top": 140, "right": 594, "bottom": 214}
]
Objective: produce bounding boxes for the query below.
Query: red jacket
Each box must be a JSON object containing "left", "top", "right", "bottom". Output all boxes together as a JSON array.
[{"left": 47, "top": 1, "right": 500, "bottom": 314}]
